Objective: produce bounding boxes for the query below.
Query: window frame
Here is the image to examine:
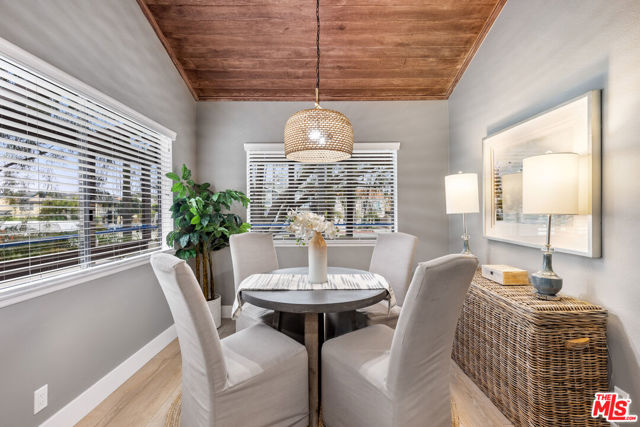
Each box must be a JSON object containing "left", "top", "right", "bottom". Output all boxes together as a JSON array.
[
  {"left": 244, "top": 142, "right": 400, "bottom": 247},
  {"left": 0, "top": 37, "right": 176, "bottom": 308}
]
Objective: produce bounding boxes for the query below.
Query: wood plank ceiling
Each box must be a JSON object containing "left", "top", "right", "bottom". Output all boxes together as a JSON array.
[{"left": 137, "top": 0, "right": 506, "bottom": 101}]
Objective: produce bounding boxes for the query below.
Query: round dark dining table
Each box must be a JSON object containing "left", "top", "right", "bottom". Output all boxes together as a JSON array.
[{"left": 240, "top": 267, "right": 389, "bottom": 427}]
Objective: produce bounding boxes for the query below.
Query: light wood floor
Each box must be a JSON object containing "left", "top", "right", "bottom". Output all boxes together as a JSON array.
[{"left": 78, "top": 319, "right": 512, "bottom": 427}]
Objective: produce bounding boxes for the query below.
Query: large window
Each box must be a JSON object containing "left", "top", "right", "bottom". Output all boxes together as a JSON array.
[
  {"left": 0, "top": 54, "right": 173, "bottom": 289},
  {"left": 245, "top": 143, "right": 398, "bottom": 244}
]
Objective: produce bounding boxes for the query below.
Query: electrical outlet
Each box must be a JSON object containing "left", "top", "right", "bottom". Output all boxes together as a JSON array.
[
  {"left": 34, "top": 384, "right": 47, "bottom": 414},
  {"left": 611, "top": 386, "right": 630, "bottom": 427},
  {"left": 615, "top": 385, "right": 630, "bottom": 400}
]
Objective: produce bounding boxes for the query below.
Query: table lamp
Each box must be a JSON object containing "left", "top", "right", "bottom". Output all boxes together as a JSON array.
[
  {"left": 522, "top": 152, "right": 579, "bottom": 299},
  {"left": 445, "top": 172, "right": 479, "bottom": 255}
]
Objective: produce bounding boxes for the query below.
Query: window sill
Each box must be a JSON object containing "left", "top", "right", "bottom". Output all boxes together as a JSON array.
[{"left": 0, "top": 249, "right": 173, "bottom": 309}]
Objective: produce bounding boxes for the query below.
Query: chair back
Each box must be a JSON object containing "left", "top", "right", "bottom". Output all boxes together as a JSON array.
[
  {"left": 387, "top": 254, "right": 478, "bottom": 427},
  {"left": 369, "top": 232, "right": 417, "bottom": 305},
  {"left": 150, "top": 253, "right": 227, "bottom": 427},
  {"left": 230, "top": 232, "right": 279, "bottom": 291}
]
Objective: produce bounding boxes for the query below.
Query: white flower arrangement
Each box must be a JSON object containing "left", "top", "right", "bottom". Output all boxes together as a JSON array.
[{"left": 286, "top": 209, "right": 338, "bottom": 245}]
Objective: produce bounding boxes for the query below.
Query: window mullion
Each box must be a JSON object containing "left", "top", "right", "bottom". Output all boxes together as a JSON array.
[{"left": 79, "top": 108, "right": 95, "bottom": 267}]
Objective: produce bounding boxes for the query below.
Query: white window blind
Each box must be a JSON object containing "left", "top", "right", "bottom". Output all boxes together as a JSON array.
[
  {"left": 0, "top": 54, "right": 173, "bottom": 289},
  {"left": 245, "top": 143, "right": 398, "bottom": 245}
]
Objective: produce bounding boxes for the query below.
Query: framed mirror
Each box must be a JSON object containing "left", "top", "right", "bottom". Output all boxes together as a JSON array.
[{"left": 482, "top": 90, "right": 601, "bottom": 257}]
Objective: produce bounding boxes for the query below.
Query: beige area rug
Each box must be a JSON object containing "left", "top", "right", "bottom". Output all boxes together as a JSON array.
[{"left": 165, "top": 393, "right": 461, "bottom": 427}]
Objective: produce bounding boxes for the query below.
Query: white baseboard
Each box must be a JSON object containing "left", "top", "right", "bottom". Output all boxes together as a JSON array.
[
  {"left": 40, "top": 324, "right": 177, "bottom": 427},
  {"left": 222, "top": 304, "right": 232, "bottom": 319}
]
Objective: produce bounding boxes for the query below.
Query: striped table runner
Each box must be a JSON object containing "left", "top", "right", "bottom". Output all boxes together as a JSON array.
[{"left": 232, "top": 273, "right": 395, "bottom": 319}]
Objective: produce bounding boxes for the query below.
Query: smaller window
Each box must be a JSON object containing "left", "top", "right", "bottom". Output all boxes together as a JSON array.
[{"left": 245, "top": 143, "right": 399, "bottom": 245}]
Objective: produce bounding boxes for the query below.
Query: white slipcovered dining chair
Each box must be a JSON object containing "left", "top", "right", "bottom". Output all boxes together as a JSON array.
[
  {"left": 322, "top": 254, "right": 478, "bottom": 427},
  {"left": 230, "top": 232, "right": 278, "bottom": 331},
  {"left": 151, "top": 253, "right": 309, "bottom": 427},
  {"left": 357, "top": 232, "right": 417, "bottom": 328}
]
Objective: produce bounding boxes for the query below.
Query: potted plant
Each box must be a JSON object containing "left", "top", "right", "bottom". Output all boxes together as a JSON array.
[{"left": 166, "top": 165, "right": 250, "bottom": 326}]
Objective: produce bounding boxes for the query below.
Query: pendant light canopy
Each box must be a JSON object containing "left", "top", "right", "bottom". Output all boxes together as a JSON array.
[{"left": 284, "top": 0, "right": 353, "bottom": 163}]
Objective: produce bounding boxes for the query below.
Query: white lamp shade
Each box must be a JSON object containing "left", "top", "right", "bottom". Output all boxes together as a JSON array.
[
  {"left": 445, "top": 173, "right": 479, "bottom": 214},
  {"left": 522, "top": 153, "right": 579, "bottom": 215}
]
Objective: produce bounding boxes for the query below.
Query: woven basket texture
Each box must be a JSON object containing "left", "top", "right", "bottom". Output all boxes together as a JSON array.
[
  {"left": 284, "top": 107, "right": 353, "bottom": 163},
  {"left": 453, "top": 271, "right": 608, "bottom": 426}
]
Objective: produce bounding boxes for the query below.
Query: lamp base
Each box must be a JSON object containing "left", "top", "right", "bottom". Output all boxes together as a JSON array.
[
  {"left": 531, "top": 250, "right": 562, "bottom": 300},
  {"left": 461, "top": 234, "right": 473, "bottom": 256}
]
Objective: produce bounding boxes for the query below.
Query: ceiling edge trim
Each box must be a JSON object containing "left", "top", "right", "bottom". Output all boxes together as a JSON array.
[
  {"left": 136, "top": 0, "right": 200, "bottom": 101},
  {"left": 446, "top": 0, "right": 508, "bottom": 99}
]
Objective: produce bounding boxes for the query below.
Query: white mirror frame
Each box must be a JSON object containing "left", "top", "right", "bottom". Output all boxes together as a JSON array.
[{"left": 482, "top": 90, "right": 602, "bottom": 258}]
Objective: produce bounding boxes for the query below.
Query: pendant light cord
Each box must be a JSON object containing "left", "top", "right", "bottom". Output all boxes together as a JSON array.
[{"left": 315, "top": 0, "right": 320, "bottom": 106}]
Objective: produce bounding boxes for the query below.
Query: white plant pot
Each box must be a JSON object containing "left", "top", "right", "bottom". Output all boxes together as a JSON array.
[
  {"left": 308, "top": 231, "right": 328, "bottom": 284},
  {"left": 207, "top": 294, "right": 222, "bottom": 328}
]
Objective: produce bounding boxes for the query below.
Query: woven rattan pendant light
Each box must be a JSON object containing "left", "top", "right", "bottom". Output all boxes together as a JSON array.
[{"left": 284, "top": 0, "right": 353, "bottom": 163}]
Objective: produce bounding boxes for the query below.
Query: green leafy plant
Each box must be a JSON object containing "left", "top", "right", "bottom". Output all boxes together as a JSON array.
[{"left": 166, "top": 164, "right": 250, "bottom": 300}]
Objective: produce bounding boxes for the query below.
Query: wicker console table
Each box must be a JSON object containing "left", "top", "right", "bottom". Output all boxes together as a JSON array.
[{"left": 452, "top": 271, "right": 608, "bottom": 426}]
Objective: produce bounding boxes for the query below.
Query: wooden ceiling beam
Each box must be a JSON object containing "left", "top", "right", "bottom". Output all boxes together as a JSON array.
[
  {"left": 188, "top": 77, "right": 452, "bottom": 90},
  {"left": 170, "top": 45, "right": 470, "bottom": 60},
  {"left": 184, "top": 67, "right": 456, "bottom": 80},
  {"left": 180, "top": 57, "right": 463, "bottom": 71},
  {"left": 146, "top": 4, "right": 495, "bottom": 22},
  {"left": 155, "top": 19, "right": 487, "bottom": 36},
  {"left": 197, "top": 88, "right": 449, "bottom": 100},
  {"left": 164, "top": 34, "right": 478, "bottom": 49}
]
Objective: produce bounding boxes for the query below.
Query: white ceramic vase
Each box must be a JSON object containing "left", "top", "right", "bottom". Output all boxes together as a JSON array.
[
  {"left": 207, "top": 294, "right": 222, "bottom": 328},
  {"left": 308, "top": 231, "right": 328, "bottom": 284}
]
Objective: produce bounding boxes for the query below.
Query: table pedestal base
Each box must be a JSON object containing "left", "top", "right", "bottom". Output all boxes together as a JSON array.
[{"left": 305, "top": 313, "right": 320, "bottom": 427}]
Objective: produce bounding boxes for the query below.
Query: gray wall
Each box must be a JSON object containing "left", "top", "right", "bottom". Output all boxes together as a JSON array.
[
  {"left": 197, "top": 101, "right": 450, "bottom": 304},
  {"left": 449, "top": 0, "right": 640, "bottom": 402},
  {"left": 2, "top": 0, "right": 636, "bottom": 425},
  {"left": 0, "top": 1, "right": 196, "bottom": 425}
]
